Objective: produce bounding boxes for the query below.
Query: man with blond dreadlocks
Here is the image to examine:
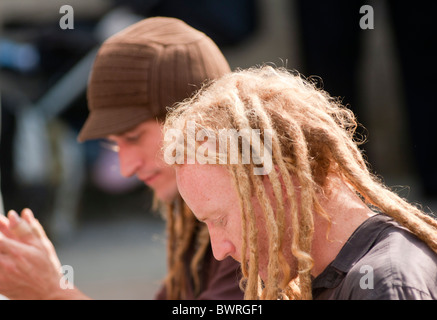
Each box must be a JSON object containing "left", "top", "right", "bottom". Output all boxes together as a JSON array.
[
  {"left": 0, "top": 17, "right": 243, "bottom": 300},
  {"left": 163, "top": 66, "right": 437, "bottom": 300}
]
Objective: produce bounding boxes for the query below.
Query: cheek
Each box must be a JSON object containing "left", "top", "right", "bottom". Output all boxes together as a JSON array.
[
  {"left": 142, "top": 133, "right": 165, "bottom": 166},
  {"left": 156, "top": 168, "right": 178, "bottom": 200},
  {"left": 160, "top": 165, "right": 177, "bottom": 182}
]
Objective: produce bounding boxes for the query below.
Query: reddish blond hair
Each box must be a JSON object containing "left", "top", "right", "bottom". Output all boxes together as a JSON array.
[{"left": 164, "top": 66, "right": 437, "bottom": 299}]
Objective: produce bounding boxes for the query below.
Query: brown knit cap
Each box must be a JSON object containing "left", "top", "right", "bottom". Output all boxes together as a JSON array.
[{"left": 78, "top": 16, "right": 230, "bottom": 142}]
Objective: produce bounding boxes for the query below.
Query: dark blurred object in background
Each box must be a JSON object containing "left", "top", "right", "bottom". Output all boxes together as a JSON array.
[
  {"left": 0, "top": 18, "right": 101, "bottom": 240},
  {"left": 296, "top": 0, "right": 437, "bottom": 198},
  {"left": 114, "top": 0, "right": 258, "bottom": 47}
]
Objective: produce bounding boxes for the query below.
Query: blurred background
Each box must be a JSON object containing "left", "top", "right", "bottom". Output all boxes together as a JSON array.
[{"left": 0, "top": 0, "right": 436, "bottom": 299}]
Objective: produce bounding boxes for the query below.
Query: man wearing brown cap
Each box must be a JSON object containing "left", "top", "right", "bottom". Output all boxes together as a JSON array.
[{"left": 0, "top": 17, "right": 243, "bottom": 300}]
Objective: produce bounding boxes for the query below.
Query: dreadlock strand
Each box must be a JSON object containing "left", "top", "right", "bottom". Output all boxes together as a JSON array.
[
  {"left": 239, "top": 165, "right": 261, "bottom": 299},
  {"left": 283, "top": 119, "right": 317, "bottom": 299},
  {"left": 236, "top": 88, "right": 297, "bottom": 299},
  {"left": 321, "top": 128, "right": 437, "bottom": 253},
  {"left": 250, "top": 172, "right": 281, "bottom": 299},
  {"left": 228, "top": 166, "right": 249, "bottom": 281},
  {"left": 243, "top": 95, "right": 284, "bottom": 299},
  {"left": 190, "top": 222, "right": 210, "bottom": 296}
]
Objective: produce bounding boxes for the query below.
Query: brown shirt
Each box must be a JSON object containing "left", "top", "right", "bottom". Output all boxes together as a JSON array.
[
  {"left": 155, "top": 243, "right": 243, "bottom": 300},
  {"left": 312, "top": 214, "right": 437, "bottom": 300}
]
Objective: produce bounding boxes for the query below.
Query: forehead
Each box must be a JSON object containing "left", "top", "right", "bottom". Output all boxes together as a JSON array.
[{"left": 176, "top": 164, "right": 235, "bottom": 215}]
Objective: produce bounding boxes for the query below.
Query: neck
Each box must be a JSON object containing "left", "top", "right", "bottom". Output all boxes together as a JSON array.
[{"left": 309, "top": 177, "right": 375, "bottom": 277}]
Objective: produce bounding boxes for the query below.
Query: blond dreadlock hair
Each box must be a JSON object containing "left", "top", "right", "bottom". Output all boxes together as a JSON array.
[
  {"left": 157, "top": 195, "right": 211, "bottom": 299},
  {"left": 164, "top": 66, "right": 437, "bottom": 300}
]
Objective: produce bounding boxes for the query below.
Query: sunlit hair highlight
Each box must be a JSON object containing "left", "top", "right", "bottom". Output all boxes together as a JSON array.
[
  {"left": 156, "top": 195, "right": 210, "bottom": 299},
  {"left": 163, "top": 66, "right": 437, "bottom": 299}
]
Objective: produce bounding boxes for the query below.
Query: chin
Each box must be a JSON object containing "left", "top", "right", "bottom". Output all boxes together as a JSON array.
[{"left": 155, "top": 188, "right": 179, "bottom": 204}]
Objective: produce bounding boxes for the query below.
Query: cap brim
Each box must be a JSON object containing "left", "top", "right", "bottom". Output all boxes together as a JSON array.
[{"left": 77, "top": 106, "right": 155, "bottom": 142}]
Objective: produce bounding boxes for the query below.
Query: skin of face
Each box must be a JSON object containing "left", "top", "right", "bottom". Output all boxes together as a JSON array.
[
  {"left": 175, "top": 163, "right": 274, "bottom": 280},
  {"left": 108, "top": 120, "right": 179, "bottom": 203}
]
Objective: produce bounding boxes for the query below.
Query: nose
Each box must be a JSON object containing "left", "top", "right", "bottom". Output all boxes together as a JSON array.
[
  {"left": 117, "top": 144, "right": 142, "bottom": 178},
  {"left": 207, "top": 225, "right": 235, "bottom": 261}
]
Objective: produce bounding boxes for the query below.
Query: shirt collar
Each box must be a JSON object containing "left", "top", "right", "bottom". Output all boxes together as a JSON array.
[{"left": 312, "top": 213, "right": 395, "bottom": 291}]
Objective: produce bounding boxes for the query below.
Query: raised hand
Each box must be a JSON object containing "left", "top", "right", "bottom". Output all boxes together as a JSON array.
[{"left": 0, "top": 209, "right": 89, "bottom": 299}]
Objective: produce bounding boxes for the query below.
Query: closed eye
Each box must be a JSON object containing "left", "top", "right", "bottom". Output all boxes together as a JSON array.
[
  {"left": 120, "top": 126, "right": 147, "bottom": 144},
  {"left": 124, "top": 132, "right": 142, "bottom": 142},
  {"left": 199, "top": 212, "right": 227, "bottom": 228},
  {"left": 213, "top": 215, "right": 227, "bottom": 227}
]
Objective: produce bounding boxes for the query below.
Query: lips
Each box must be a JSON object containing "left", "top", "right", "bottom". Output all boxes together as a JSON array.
[{"left": 140, "top": 172, "right": 160, "bottom": 185}]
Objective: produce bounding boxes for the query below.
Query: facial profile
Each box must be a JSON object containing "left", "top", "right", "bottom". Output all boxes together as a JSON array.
[{"left": 108, "top": 120, "right": 179, "bottom": 203}]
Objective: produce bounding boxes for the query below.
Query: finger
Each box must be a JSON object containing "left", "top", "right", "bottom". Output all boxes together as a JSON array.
[
  {"left": 0, "top": 214, "right": 12, "bottom": 237},
  {"left": 0, "top": 231, "right": 6, "bottom": 254},
  {"left": 7, "top": 210, "right": 35, "bottom": 240},
  {"left": 1, "top": 214, "right": 28, "bottom": 241},
  {"left": 0, "top": 214, "right": 10, "bottom": 228},
  {"left": 21, "top": 208, "right": 35, "bottom": 223},
  {"left": 14, "top": 211, "right": 62, "bottom": 270},
  {"left": 0, "top": 231, "right": 29, "bottom": 255},
  {"left": 7, "top": 210, "right": 20, "bottom": 229},
  {"left": 21, "top": 208, "right": 47, "bottom": 240},
  {"left": 0, "top": 211, "right": 20, "bottom": 240}
]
